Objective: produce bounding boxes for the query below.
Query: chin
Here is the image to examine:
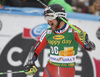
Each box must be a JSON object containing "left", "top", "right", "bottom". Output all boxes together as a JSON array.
[
  {"left": 50, "top": 24, "right": 57, "bottom": 31},
  {"left": 51, "top": 27, "right": 56, "bottom": 31}
]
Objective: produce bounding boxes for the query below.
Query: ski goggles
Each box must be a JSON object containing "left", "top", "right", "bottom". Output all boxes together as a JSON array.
[
  {"left": 44, "top": 13, "right": 57, "bottom": 21},
  {"left": 44, "top": 12, "right": 66, "bottom": 21}
]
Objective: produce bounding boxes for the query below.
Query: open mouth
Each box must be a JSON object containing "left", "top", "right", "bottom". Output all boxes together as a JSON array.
[{"left": 51, "top": 23, "right": 54, "bottom": 26}]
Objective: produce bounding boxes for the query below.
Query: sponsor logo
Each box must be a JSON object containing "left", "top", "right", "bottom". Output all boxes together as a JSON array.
[
  {"left": 53, "top": 35, "right": 65, "bottom": 40},
  {"left": 47, "top": 30, "right": 52, "bottom": 34},
  {"left": 68, "top": 28, "right": 72, "bottom": 33},
  {"left": 23, "top": 23, "right": 49, "bottom": 39},
  {"left": 48, "top": 40, "right": 61, "bottom": 45},
  {"left": 48, "top": 39, "right": 72, "bottom": 45},
  {"left": 50, "top": 55, "right": 76, "bottom": 63},
  {"left": 49, "top": 60, "right": 75, "bottom": 67},
  {"left": 58, "top": 57, "right": 63, "bottom": 61},
  {"left": 62, "top": 39, "right": 72, "bottom": 45},
  {"left": 50, "top": 57, "right": 74, "bottom": 62}
]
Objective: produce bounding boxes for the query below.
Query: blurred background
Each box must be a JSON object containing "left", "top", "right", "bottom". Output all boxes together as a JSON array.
[
  {"left": 0, "top": 0, "right": 100, "bottom": 77},
  {"left": 0, "top": 0, "right": 100, "bottom": 15}
]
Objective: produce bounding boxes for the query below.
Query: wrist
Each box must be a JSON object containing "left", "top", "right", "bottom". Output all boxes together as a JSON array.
[{"left": 32, "top": 56, "right": 37, "bottom": 62}]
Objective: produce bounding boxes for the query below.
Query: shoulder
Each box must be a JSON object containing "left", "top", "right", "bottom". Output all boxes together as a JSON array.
[
  {"left": 39, "top": 30, "right": 47, "bottom": 42},
  {"left": 71, "top": 25, "right": 82, "bottom": 33},
  {"left": 47, "top": 27, "right": 52, "bottom": 30},
  {"left": 41, "top": 27, "right": 52, "bottom": 36},
  {"left": 40, "top": 27, "right": 52, "bottom": 40},
  {"left": 46, "top": 27, "right": 52, "bottom": 34}
]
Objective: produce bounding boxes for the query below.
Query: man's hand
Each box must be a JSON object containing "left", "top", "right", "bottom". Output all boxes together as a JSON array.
[
  {"left": 78, "top": 31, "right": 87, "bottom": 43},
  {"left": 25, "top": 60, "right": 37, "bottom": 76},
  {"left": 78, "top": 31, "right": 96, "bottom": 50}
]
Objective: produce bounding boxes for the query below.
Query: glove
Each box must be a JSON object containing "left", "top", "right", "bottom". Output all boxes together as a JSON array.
[
  {"left": 78, "top": 31, "right": 96, "bottom": 50},
  {"left": 88, "top": 41, "right": 95, "bottom": 50},
  {"left": 84, "top": 41, "right": 96, "bottom": 50},
  {"left": 78, "top": 31, "right": 87, "bottom": 43},
  {"left": 25, "top": 60, "right": 37, "bottom": 76}
]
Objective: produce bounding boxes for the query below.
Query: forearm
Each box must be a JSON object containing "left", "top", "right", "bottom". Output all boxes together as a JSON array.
[
  {"left": 32, "top": 42, "right": 47, "bottom": 62},
  {"left": 73, "top": 27, "right": 95, "bottom": 51},
  {"left": 32, "top": 35, "right": 48, "bottom": 62}
]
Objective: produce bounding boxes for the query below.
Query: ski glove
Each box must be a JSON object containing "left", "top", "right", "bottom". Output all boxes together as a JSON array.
[
  {"left": 25, "top": 59, "right": 37, "bottom": 76},
  {"left": 78, "top": 31, "right": 95, "bottom": 50},
  {"left": 78, "top": 31, "right": 87, "bottom": 43}
]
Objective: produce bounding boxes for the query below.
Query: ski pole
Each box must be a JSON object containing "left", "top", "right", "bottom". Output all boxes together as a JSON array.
[
  {"left": 0, "top": 46, "right": 34, "bottom": 75},
  {"left": 37, "top": 0, "right": 81, "bottom": 33},
  {"left": 0, "top": 70, "right": 25, "bottom": 75}
]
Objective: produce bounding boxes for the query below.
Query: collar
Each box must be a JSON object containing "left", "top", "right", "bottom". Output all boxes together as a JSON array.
[{"left": 55, "top": 23, "right": 70, "bottom": 34}]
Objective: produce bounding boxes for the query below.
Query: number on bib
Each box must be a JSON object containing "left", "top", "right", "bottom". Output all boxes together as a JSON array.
[{"left": 50, "top": 46, "right": 59, "bottom": 54}]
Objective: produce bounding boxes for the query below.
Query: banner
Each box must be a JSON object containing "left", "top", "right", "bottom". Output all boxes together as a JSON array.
[{"left": 0, "top": 14, "right": 100, "bottom": 77}]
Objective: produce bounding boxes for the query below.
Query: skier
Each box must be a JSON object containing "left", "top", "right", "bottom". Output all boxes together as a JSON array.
[{"left": 24, "top": 4, "right": 95, "bottom": 77}]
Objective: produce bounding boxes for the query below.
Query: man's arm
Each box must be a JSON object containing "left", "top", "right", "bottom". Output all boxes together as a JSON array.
[
  {"left": 25, "top": 30, "right": 48, "bottom": 76},
  {"left": 32, "top": 34, "right": 48, "bottom": 61},
  {"left": 73, "top": 26, "right": 95, "bottom": 51}
]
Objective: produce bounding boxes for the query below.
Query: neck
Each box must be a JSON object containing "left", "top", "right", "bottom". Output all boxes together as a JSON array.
[{"left": 57, "top": 21, "right": 65, "bottom": 29}]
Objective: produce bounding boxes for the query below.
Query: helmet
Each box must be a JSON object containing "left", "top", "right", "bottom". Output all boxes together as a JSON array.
[{"left": 44, "top": 4, "right": 66, "bottom": 21}]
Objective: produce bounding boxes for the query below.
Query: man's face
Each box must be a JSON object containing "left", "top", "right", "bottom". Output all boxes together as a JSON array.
[
  {"left": 95, "top": 0, "right": 100, "bottom": 11},
  {"left": 48, "top": 19, "right": 58, "bottom": 31}
]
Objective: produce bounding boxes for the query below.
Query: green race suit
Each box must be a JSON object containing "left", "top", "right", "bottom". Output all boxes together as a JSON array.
[{"left": 46, "top": 27, "right": 79, "bottom": 67}]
